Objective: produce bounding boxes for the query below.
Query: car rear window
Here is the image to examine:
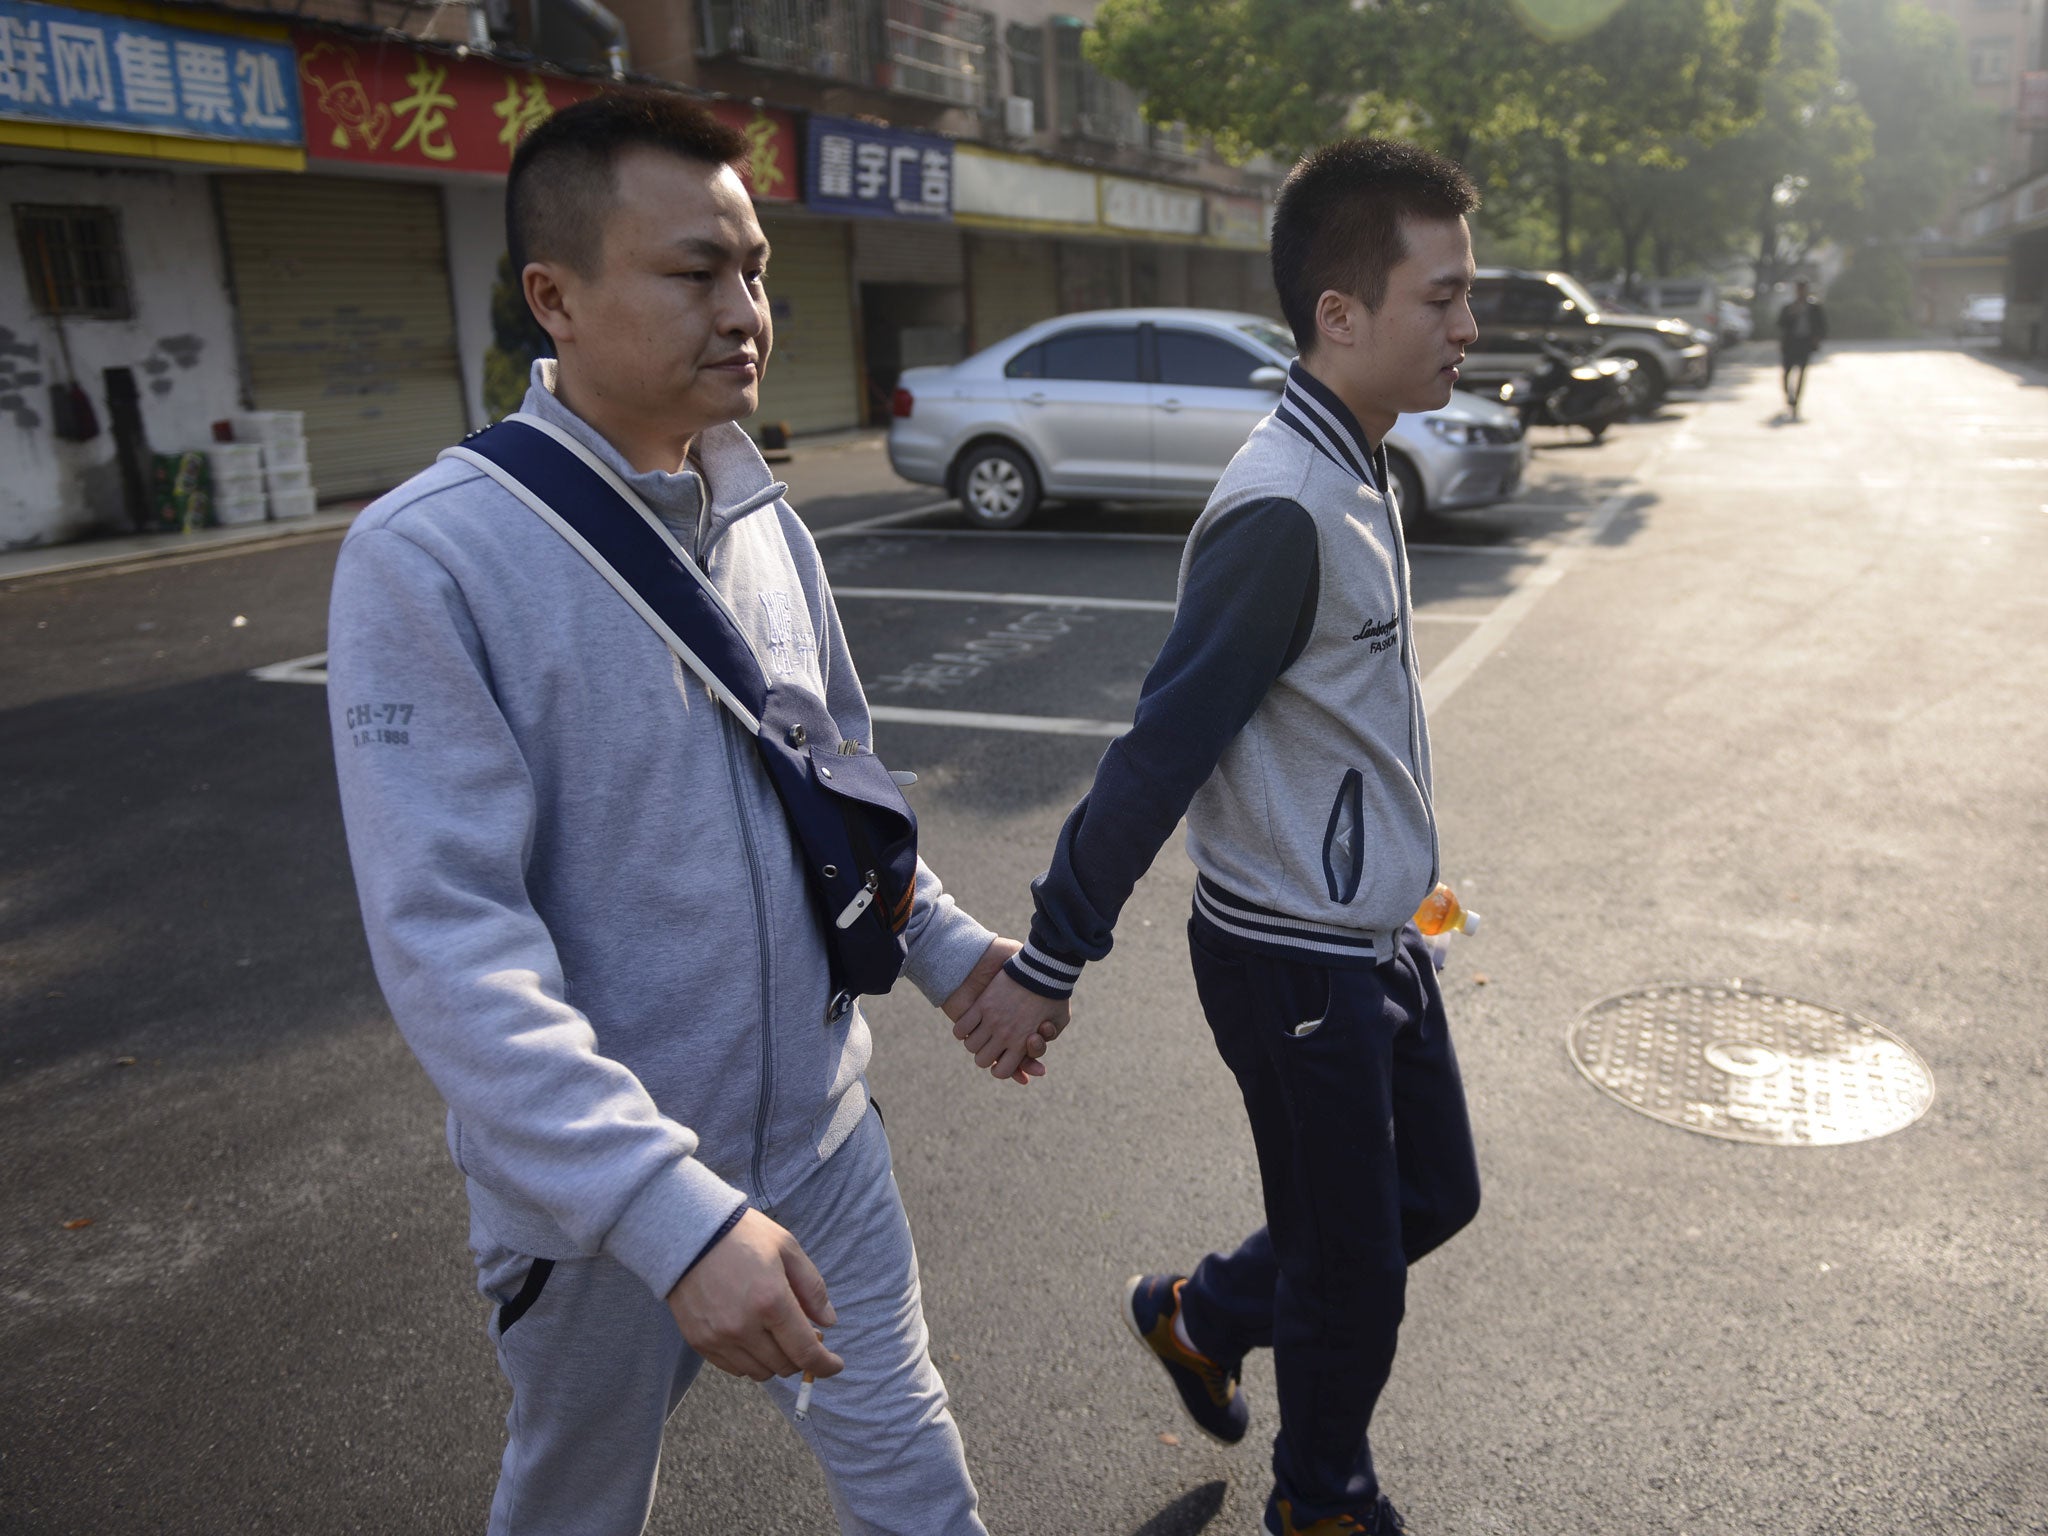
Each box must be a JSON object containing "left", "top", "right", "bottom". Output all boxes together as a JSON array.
[
  {"left": 1015, "top": 327, "right": 1141, "bottom": 383},
  {"left": 1500, "top": 284, "right": 1559, "bottom": 325},
  {"left": 1656, "top": 283, "right": 1706, "bottom": 306},
  {"left": 1157, "top": 330, "right": 1265, "bottom": 388}
]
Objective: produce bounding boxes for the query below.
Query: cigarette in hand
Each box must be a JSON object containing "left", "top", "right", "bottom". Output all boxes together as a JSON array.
[{"left": 794, "top": 1329, "right": 823, "bottom": 1422}]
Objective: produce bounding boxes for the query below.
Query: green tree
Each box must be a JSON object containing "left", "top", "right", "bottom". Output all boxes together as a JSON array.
[
  {"left": 486, "top": 253, "right": 552, "bottom": 421},
  {"left": 1828, "top": 0, "right": 1989, "bottom": 244},
  {"left": 1089, "top": 0, "right": 1779, "bottom": 269}
]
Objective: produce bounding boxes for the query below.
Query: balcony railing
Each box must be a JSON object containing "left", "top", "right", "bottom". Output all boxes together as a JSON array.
[
  {"left": 700, "top": 0, "right": 991, "bottom": 107},
  {"left": 884, "top": 0, "right": 991, "bottom": 108},
  {"left": 699, "top": 0, "right": 882, "bottom": 86}
]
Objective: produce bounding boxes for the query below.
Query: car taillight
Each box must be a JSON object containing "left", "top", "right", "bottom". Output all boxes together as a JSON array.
[{"left": 890, "top": 387, "right": 914, "bottom": 419}]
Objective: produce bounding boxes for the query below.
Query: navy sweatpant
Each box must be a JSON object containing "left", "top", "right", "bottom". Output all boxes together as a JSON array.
[{"left": 1177, "top": 921, "right": 1480, "bottom": 1524}]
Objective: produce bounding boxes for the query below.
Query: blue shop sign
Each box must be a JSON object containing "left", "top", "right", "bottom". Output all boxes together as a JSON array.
[
  {"left": 0, "top": 0, "right": 302, "bottom": 145},
  {"left": 806, "top": 114, "right": 951, "bottom": 221}
]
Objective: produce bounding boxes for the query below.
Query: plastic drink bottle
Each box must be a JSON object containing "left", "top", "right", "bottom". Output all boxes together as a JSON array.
[{"left": 1413, "top": 883, "right": 1481, "bottom": 937}]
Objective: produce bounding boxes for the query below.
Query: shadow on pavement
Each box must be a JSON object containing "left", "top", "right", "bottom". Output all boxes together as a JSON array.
[
  {"left": 0, "top": 669, "right": 373, "bottom": 1074},
  {"left": 1593, "top": 493, "right": 1657, "bottom": 547},
  {"left": 1968, "top": 349, "right": 2048, "bottom": 389},
  {"left": 1130, "top": 1480, "right": 1229, "bottom": 1535}
]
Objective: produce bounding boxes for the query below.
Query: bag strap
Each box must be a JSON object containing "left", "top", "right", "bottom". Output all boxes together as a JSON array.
[{"left": 442, "top": 415, "right": 771, "bottom": 735}]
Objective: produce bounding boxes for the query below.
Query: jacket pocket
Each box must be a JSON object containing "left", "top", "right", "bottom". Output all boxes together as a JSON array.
[
  {"left": 1321, "top": 768, "right": 1365, "bottom": 904},
  {"left": 496, "top": 1257, "right": 555, "bottom": 1337}
]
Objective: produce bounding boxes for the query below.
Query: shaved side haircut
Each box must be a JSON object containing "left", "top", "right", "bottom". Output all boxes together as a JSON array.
[
  {"left": 1270, "top": 139, "right": 1480, "bottom": 354},
  {"left": 507, "top": 92, "right": 748, "bottom": 281}
]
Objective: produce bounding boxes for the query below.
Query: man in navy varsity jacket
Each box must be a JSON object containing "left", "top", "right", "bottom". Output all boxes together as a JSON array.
[{"left": 953, "top": 141, "right": 1486, "bottom": 1535}]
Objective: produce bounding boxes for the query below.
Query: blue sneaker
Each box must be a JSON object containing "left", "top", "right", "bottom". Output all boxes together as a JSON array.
[
  {"left": 1263, "top": 1492, "right": 1409, "bottom": 1535},
  {"left": 1120, "top": 1273, "right": 1248, "bottom": 1445}
]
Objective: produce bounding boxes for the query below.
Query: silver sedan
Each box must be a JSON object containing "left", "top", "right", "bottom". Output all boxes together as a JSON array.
[{"left": 887, "top": 307, "right": 1530, "bottom": 530}]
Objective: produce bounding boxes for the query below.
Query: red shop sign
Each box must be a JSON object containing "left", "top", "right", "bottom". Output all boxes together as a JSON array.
[
  {"left": 295, "top": 30, "right": 800, "bottom": 199},
  {"left": 296, "top": 33, "right": 599, "bottom": 173},
  {"left": 706, "top": 100, "right": 799, "bottom": 205}
]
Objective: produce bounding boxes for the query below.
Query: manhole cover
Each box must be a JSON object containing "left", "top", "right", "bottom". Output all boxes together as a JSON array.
[{"left": 1567, "top": 984, "right": 1934, "bottom": 1145}]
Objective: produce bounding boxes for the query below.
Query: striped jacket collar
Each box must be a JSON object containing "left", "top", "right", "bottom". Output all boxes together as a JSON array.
[{"left": 1275, "top": 361, "right": 1384, "bottom": 493}]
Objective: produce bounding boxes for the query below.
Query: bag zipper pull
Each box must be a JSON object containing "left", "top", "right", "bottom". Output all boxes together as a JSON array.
[{"left": 834, "top": 871, "right": 879, "bottom": 929}]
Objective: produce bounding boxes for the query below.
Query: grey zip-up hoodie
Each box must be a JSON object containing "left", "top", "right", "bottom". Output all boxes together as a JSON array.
[
  {"left": 328, "top": 363, "right": 993, "bottom": 1300},
  {"left": 1004, "top": 361, "right": 1437, "bottom": 999}
]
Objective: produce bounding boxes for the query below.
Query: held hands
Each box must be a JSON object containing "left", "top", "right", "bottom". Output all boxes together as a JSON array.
[
  {"left": 943, "top": 937, "right": 1070, "bottom": 1086},
  {"left": 666, "top": 1208, "right": 844, "bottom": 1383},
  {"left": 954, "top": 966, "right": 1070, "bottom": 1086}
]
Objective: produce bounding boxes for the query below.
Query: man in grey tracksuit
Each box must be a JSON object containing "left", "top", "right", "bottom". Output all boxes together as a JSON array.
[
  {"left": 955, "top": 141, "right": 1488, "bottom": 1535},
  {"left": 328, "top": 95, "right": 1010, "bottom": 1534}
]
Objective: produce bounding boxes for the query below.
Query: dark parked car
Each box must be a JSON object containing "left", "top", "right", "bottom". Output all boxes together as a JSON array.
[{"left": 1463, "top": 269, "right": 1712, "bottom": 409}]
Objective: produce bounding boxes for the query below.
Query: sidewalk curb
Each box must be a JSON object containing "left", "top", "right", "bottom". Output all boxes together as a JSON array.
[
  {"left": 0, "top": 508, "right": 363, "bottom": 585},
  {"left": 2, "top": 432, "right": 897, "bottom": 587}
]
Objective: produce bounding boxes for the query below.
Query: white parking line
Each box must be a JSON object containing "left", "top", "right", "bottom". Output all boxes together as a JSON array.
[
  {"left": 1405, "top": 542, "right": 1547, "bottom": 558},
  {"left": 249, "top": 653, "right": 330, "bottom": 684},
  {"left": 1421, "top": 450, "right": 1668, "bottom": 712},
  {"left": 870, "top": 705, "right": 1126, "bottom": 738},
  {"left": 829, "top": 527, "right": 1191, "bottom": 545},
  {"left": 812, "top": 500, "right": 960, "bottom": 538},
  {"left": 836, "top": 586, "right": 1175, "bottom": 614}
]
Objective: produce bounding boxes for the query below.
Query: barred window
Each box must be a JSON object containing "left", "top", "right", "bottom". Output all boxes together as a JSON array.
[
  {"left": 1006, "top": 21, "right": 1043, "bottom": 122},
  {"left": 14, "top": 205, "right": 133, "bottom": 320}
]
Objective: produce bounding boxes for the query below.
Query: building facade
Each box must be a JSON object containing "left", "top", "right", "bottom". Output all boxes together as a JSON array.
[
  {"left": 1909, "top": 0, "right": 2047, "bottom": 334},
  {"left": 2, "top": 0, "right": 1275, "bottom": 549}
]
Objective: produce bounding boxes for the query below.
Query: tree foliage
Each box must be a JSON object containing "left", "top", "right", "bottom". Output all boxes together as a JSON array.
[
  {"left": 1089, "top": 0, "right": 1983, "bottom": 316},
  {"left": 1090, "top": 0, "right": 1777, "bottom": 271}
]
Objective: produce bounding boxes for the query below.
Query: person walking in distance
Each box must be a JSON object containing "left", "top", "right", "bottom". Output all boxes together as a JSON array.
[
  {"left": 1777, "top": 279, "right": 1828, "bottom": 418},
  {"left": 952, "top": 139, "right": 1485, "bottom": 1535},
  {"left": 326, "top": 93, "right": 1047, "bottom": 1536}
]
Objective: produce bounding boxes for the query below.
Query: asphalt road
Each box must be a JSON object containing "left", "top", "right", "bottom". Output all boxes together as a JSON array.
[{"left": 3, "top": 344, "right": 2045, "bottom": 1535}]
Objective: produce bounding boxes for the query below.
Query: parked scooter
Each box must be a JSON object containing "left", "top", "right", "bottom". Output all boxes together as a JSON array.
[{"left": 1500, "top": 345, "right": 1640, "bottom": 441}]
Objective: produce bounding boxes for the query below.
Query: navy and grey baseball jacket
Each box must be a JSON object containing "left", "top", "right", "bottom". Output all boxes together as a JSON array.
[{"left": 1004, "top": 361, "right": 1439, "bottom": 1000}]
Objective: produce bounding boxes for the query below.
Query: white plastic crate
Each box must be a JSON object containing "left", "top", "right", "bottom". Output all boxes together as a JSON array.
[
  {"left": 269, "top": 486, "right": 318, "bottom": 521},
  {"left": 215, "top": 490, "right": 269, "bottom": 526},
  {"left": 260, "top": 436, "right": 308, "bottom": 472},
  {"left": 207, "top": 444, "right": 264, "bottom": 479},
  {"left": 264, "top": 463, "right": 312, "bottom": 497},
  {"left": 231, "top": 410, "right": 305, "bottom": 445},
  {"left": 212, "top": 469, "right": 265, "bottom": 504}
]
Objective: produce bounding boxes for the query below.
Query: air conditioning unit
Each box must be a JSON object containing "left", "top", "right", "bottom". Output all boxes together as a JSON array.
[{"left": 1003, "top": 95, "right": 1036, "bottom": 137}]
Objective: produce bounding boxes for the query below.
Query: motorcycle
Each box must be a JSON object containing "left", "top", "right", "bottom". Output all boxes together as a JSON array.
[{"left": 1499, "top": 345, "right": 1640, "bottom": 441}]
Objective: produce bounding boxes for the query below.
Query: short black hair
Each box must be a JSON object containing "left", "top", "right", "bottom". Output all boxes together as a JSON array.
[
  {"left": 1269, "top": 139, "right": 1480, "bottom": 354},
  {"left": 507, "top": 92, "right": 747, "bottom": 279}
]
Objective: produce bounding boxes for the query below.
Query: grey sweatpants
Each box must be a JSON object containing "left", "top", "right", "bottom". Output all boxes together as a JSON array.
[{"left": 474, "top": 1106, "right": 985, "bottom": 1535}]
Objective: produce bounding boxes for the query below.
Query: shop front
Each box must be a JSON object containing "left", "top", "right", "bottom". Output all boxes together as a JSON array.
[
  {"left": 261, "top": 34, "right": 805, "bottom": 494},
  {"left": 800, "top": 113, "right": 955, "bottom": 429},
  {"left": 951, "top": 146, "right": 1275, "bottom": 357},
  {"left": 0, "top": 0, "right": 302, "bottom": 545}
]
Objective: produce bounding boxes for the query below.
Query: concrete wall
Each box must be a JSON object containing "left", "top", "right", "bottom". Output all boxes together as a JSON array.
[
  {"left": 0, "top": 163, "right": 241, "bottom": 550},
  {"left": 443, "top": 181, "right": 504, "bottom": 432}
]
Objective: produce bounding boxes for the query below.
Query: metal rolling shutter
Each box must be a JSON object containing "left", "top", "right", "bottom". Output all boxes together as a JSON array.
[
  {"left": 757, "top": 216, "right": 860, "bottom": 436},
  {"left": 1190, "top": 248, "right": 1243, "bottom": 311},
  {"left": 967, "top": 234, "right": 1059, "bottom": 350},
  {"left": 1058, "top": 240, "right": 1124, "bottom": 313},
  {"left": 853, "top": 219, "right": 965, "bottom": 285},
  {"left": 218, "top": 176, "right": 468, "bottom": 499}
]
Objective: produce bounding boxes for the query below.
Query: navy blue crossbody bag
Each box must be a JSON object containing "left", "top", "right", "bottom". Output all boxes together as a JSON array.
[{"left": 444, "top": 415, "right": 918, "bottom": 1018}]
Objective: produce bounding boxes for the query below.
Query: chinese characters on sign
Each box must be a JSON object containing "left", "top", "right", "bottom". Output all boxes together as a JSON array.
[
  {"left": 1101, "top": 177, "right": 1203, "bottom": 237},
  {"left": 707, "top": 101, "right": 798, "bottom": 205},
  {"left": 0, "top": 0, "right": 300, "bottom": 144},
  {"left": 1205, "top": 194, "right": 1267, "bottom": 250},
  {"left": 296, "top": 34, "right": 597, "bottom": 171},
  {"left": 806, "top": 114, "right": 951, "bottom": 221}
]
